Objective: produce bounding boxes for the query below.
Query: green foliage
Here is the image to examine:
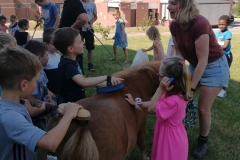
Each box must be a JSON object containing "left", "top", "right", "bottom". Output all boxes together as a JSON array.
[
  {"left": 137, "top": 12, "right": 156, "bottom": 31},
  {"left": 232, "top": 1, "right": 240, "bottom": 16},
  {"left": 93, "top": 23, "right": 115, "bottom": 40}
]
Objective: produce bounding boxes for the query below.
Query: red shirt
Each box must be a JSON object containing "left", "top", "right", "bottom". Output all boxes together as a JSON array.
[
  {"left": 170, "top": 14, "right": 223, "bottom": 66},
  {"left": 0, "top": 25, "right": 7, "bottom": 32}
]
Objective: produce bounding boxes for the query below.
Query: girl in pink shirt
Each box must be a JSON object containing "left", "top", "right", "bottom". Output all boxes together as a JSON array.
[
  {"left": 0, "top": 15, "right": 8, "bottom": 33},
  {"left": 142, "top": 26, "right": 166, "bottom": 61},
  {"left": 126, "top": 57, "right": 191, "bottom": 160}
]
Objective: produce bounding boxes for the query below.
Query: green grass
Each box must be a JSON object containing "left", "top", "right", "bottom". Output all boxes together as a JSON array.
[
  {"left": 124, "top": 26, "right": 170, "bottom": 34},
  {"left": 82, "top": 34, "right": 240, "bottom": 160}
]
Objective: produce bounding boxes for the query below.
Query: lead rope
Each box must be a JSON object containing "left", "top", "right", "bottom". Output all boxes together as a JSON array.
[{"left": 184, "top": 99, "right": 198, "bottom": 128}]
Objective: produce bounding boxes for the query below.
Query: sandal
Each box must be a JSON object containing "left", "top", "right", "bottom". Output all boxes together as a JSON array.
[{"left": 109, "top": 57, "right": 117, "bottom": 61}]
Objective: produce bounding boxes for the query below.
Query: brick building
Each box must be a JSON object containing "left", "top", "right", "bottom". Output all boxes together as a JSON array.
[
  {"left": 0, "top": 0, "right": 39, "bottom": 20},
  {"left": 94, "top": 0, "right": 162, "bottom": 27},
  {"left": 0, "top": 0, "right": 163, "bottom": 27},
  {"left": 0, "top": 0, "right": 234, "bottom": 27}
]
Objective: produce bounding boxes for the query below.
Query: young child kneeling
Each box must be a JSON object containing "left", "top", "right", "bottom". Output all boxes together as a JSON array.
[{"left": 0, "top": 46, "right": 83, "bottom": 159}]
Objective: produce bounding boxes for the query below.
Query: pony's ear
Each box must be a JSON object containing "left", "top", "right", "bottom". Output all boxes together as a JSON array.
[{"left": 142, "top": 61, "right": 160, "bottom": 79}]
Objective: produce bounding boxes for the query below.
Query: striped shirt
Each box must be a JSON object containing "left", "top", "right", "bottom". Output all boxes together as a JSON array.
[{"left": 0, "top": 99, "right": 46, "bottom": 160}]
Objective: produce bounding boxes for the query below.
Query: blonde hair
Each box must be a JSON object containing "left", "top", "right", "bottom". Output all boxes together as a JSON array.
[
  {"left": 0, "top": 32, "right": 17, "bottom": 49},
  {"left": 146, "top": 26, "right": 161, "bottom": 41},
  {"left": 160, "top": 56, "right": 191, "bottom": 101},
  {"left": 113, "top": 8, "right": 128, "bottom": 23},
  {"left": 175, "top": 0, "right": 199, "bottom": 23}
]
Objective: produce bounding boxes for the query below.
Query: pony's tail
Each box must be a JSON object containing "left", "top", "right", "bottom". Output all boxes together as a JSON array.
[{"left": 61, "top": 128, "right": 99, "bottom": 160}]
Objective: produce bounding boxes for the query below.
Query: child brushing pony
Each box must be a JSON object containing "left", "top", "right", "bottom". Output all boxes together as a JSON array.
[{"left": 125, "top": 56, "right": 191, "bottom": 160}]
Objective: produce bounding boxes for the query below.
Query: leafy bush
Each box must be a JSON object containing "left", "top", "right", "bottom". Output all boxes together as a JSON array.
[
  {"left": 93, "top": 23, "right": 115, "bottom": 40},
  {"left": 232, "top": 1, "right": 240, "bottom": 16},
  {"left": 137, "top": 12, "right": 156, "bottom": 31}
]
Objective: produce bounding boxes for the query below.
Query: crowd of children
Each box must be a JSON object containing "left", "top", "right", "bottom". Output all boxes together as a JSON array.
[
  {"left": 0, "top": 25, "right": 123, "bottom": 159},
  {"left": 0, "top": 10, "right": 233, "bottom": 160}
]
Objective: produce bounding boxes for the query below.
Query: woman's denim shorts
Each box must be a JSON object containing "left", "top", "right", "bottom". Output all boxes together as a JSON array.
[{"left": 189, "top": 55, "right": 229, "bottom": 88}]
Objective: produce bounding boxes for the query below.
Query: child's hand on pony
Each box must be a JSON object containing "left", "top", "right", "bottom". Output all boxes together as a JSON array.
[
  {"left": 58, "top": 102, "right": 83, "bottom": 119},
  {"left": 125, "top": 93, "right": 135, "bottom": 105},
  {"left": 159, "top": 77, "right": 174, "bottom": 92},
  {"left": 125, "top": 94, "right": 143, "bottom": 110},
  {"left": 111, "top": 77, "right": 124, "bottom": 86},
  {"left": 142, "top": 49, "right": 147, "bottom": 52}
]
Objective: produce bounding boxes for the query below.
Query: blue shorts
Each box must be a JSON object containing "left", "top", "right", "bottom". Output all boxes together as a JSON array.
[{"left": 189, "top": 55, "right": 229, "bottom": 88}]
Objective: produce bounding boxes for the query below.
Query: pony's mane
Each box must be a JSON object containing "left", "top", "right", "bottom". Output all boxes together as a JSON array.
[{"left": 113, "top": 61, "right": 160, "bottom": 80}]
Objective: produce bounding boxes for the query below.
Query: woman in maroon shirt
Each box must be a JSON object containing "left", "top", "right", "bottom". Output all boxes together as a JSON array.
[{"left": 168, "top": 0, "right": 229, "bottom": 159}]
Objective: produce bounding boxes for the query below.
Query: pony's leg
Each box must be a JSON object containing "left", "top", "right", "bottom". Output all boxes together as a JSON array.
[{"left": 137, "top": 115, "right": 148, "bottom": 160}]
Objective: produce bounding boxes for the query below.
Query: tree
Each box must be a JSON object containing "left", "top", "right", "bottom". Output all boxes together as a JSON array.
[{"left": 232, "top": 1, "right": 240, "bottom": 16}]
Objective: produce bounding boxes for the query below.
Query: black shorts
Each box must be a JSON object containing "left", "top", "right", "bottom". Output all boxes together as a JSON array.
[
  {"left": 81, "top": 29, "right": 95, "bottom": 50},
  {"left": 225, "top": 52, "right": 233, "bottom": 68}
]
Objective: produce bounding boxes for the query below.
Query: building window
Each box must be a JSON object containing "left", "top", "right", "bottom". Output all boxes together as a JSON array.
[
  {"left": 31, "top": 3, "right": 37, "bottom": 9},
  {"left": 15, "top": 3, "right": 22, "bottom": 9},
  {"left": 108, "top": 7, "right": 118, "bottom": 13}
]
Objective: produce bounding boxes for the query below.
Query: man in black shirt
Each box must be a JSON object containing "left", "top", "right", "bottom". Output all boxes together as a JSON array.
[{"left": 59, "top": 0, "right": 88, "bottom": 74}]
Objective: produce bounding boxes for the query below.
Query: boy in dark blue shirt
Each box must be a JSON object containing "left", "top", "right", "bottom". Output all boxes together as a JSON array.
[{"left": 53, "top": 27, "right": 123, "bottom": 103}]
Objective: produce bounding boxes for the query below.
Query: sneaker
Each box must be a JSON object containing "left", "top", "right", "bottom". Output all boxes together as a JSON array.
[
  {"left": 47, "top": 155, "right": 57, "bottom": 160},
  {"left": 218, "top": 89, "right": 226, "bottom": 98},
  {"left": 192, "top": 136, "right": 208, "bottom": 159},
  {"left": 88, "top": 63, "right": 95, "bottom": 72}
]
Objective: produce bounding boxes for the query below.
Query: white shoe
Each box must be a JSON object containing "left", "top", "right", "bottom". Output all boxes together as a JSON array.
[
  {"left": 47, "top": 155, "right": 57, "bottom": 160},
  {"left": 218, "top": 89, "right": 226, "bottom": 98}
]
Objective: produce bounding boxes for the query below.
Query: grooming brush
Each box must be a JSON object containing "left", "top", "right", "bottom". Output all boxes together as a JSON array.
[
  {"left": 58, "top": 103, "right": 91, "bottom": 126},
  {"left": 96, "top": 82, "right": 124, "bottom": 93},
  {"left": 96, "top": 76, "right": 124, "bottom": 93}
]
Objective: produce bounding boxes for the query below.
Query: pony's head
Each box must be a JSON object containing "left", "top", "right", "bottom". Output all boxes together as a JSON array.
[{"left": 113, "top": 61, "right": 160, "bottom": 100}]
